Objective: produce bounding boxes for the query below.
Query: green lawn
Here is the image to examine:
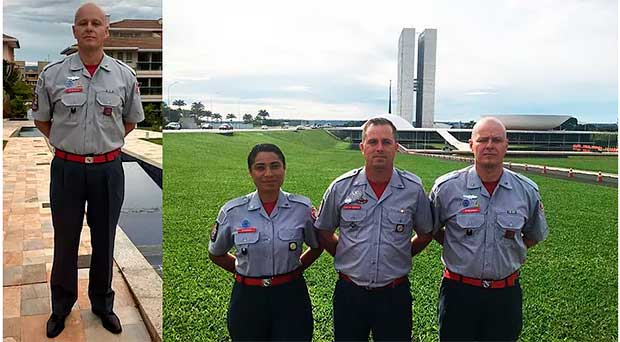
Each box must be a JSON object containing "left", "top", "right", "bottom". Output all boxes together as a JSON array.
[
  {"left": 506, "top": 155, "right": 618, "bottom": 174},
  {"left": 140, "top": 137, "right": 162, "bottom": 145},
  {"left": 163, "top": 130, "right": 618, "bottom": 341}
]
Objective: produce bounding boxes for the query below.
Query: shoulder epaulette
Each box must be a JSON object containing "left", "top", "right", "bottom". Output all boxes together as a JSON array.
[
  {"left": 113, "top": 58, "right": 137, "bottom": 76},
  {"left": 221, "top": 195, "right": 250, "bottom": 212},
  {"left": 511, "top": 171, "right": 539, "bottom": 192},
  {"left": 287, "top": 193, "right": 312, "bottom": 207},
  {"left": 433, "top": 168, "right": 465, "bottom": 187},
  {"left": 397, "top": 169, "right": 422, "bottom": 186},
  {"left": 41, "top": 57, "right": 68, "bottom": 73},
  {"left": 333, "top": 168, "right": 362, "bottom": 184}
]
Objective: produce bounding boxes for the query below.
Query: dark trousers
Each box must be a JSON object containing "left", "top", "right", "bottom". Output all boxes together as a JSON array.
[
  {"left": 438, "top": 278, "right": 522, "bottom": 342},
  {"left": 333, "top": 278, "right": 412, "bottom": 341},
  {"left": 227, "top": 276, "right": 314, "bottom": 341},
  {"left": 50, "top": 156, "right": 124, "bottom": 316}
]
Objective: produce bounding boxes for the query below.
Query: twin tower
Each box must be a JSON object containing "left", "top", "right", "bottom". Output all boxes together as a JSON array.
[{"left": 396, "top": 28, "right": 437, "bottom": 128}]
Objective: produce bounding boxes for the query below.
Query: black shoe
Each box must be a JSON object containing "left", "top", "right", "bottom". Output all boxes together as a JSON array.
[
  {"left": 46, "top": 313, "right": 67, "bottom": 338},
  {"left": 92, "top": 310, "right": 122, "bottom": 334}
]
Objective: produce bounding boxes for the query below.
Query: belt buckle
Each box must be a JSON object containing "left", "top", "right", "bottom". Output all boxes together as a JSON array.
[
  {"left": 482, "top": 280, "right": 491, "bottom": 288},
  {"left": 262, "top": 278, "right": 272, "bottom": 287},
  {"left": 84, "top": 156, "right": 94, "bottom": 164}
]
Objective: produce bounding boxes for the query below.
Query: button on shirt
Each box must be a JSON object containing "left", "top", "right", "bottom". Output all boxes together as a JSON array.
[
  {"left": 315, "top": 168, "right": 433, "bottom": 287},
  {"left": 209, "top": 191, "right": 319, "bottom": 277},
  {"left": 430, "top": 166, "right": 549, "bottom": 280},
  {"left": 32, "top": 53, "right": 144, "bottom": 154}
]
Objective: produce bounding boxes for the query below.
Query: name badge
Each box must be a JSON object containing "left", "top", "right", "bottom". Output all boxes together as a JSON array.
[
  {"left": 236, "top": 228, "right": 257, "bottom": 234},
  {"left": 343, "top": 204, "right": 361, "bottom": 210}
]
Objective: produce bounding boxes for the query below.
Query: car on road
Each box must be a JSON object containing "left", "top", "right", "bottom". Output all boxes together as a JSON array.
[
  {"left": 218, "top": 123, "right": 233, "bottom": 130},
  {"left": 294, "top": 125, "right": 305, "bottom": 131},
  {"left": 261, "top": 125, "right": 268, "bottom": 130},
  {"left": 200, "top": 123, "right": 213, "bottom": 129},
  {"left": 165, "top": 122, "right": 181, "bottom": 130}
]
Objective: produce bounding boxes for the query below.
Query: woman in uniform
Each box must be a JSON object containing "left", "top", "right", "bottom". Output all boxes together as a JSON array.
[{"left": 208, "top": 143, "right": 323, "bottom": 341}]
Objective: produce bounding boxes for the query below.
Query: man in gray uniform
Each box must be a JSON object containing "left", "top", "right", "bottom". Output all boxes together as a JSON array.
[
  {"left": 315, "top": 117, "right": 434, "bottom": 341},
  {"left": 430, "top": 117, "right": 548, "bottom": 341},
  {"left": 33, "top": 3, "right": 144, "bottom": 338}
]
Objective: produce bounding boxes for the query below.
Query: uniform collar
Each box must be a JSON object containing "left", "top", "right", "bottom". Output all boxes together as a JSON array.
[
  {"left": 69, "top": 53, "right": 112, "bottom": 74},
  {"left": 467, "top": 166, "right": 513, "bottom": 190},
  {"left": 352, "top": 168, "right": 403, "bottom": 201},
  {"left": 247, "top": 190, "right": 290, "bottom": 211}
]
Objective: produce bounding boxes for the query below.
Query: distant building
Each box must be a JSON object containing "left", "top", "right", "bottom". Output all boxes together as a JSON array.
[
  {"left": 396, "top": 28, "right": 437, "bottom": 128},
  {"left": 61, "top": 18, "right": 163, "bottom": 107},
  {"left": 3, "top": 34, "right": 20, "bottom": 62},
  {"left": 415, "top": 29, "right": 437, "bottom": 128},
  {"left": 397, "top": 28, "right": 416, "bottom": 124},
  {"left": 14, "top": 61, "right": 49, "bottom": 89}
]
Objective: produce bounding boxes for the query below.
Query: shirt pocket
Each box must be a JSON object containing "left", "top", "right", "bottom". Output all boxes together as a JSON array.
[
  {"left": 96, "top": 92, "right": 123, "bottom": 125},
  {"left": 58, "top": 92, "right": 87, "bottom": 125},
  {"left": 277, "top": 227, "right": 304, "bottom": 252},
  {"left": 233, "top": 231, "right": 260, "bottom": 246},
  {"left": 496, "top": 214, "right": 525, "bottom": 246},
  {"left": 455, "top": 213, "right": 485, "bottom": 239},
  {"left": 385, "top": 209, "right": 413, "bottom": 242},
  {"left": 340, "top": 209, "right": 367, "bottom": 238}
]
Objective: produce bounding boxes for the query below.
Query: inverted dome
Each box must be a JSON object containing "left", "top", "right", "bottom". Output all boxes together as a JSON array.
[{"left": 368, "top": 114, "right": 415, "bottom": 130}]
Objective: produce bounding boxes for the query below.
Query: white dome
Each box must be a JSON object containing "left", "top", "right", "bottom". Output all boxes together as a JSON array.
[
  {"left": 482, "top": 114, "right": 573, "bottom": 130},
  {"left": 368, "top": 114, "right": 415, "bottom": 130}
]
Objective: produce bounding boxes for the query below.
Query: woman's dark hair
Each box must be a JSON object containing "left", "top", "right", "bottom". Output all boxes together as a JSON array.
[{"left": 247, "top": 143, "right": 286, "bottom": 169}]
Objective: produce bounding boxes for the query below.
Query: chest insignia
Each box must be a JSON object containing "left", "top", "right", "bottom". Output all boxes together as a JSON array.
[
  {"left": 461, "top": 194, "right": 481, "bottom": 214},
  {"left": 288, "top": 242, "right": 298, "bottom": 251},
  {"left": 64, "top": 78, "right": 83, "bottom": 93}
]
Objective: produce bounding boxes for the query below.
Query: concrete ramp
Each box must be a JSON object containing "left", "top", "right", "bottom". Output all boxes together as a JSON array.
[{"left": 436, "top": 129, "right": 470, "bottom": 151}]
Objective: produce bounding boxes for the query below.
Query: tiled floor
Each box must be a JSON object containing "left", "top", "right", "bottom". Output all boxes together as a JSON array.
[{"left": 3, "top": 121, "right": 154, "bottom": 341}]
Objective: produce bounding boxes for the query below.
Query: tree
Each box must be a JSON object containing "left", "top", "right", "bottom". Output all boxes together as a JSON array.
[
  {"left": 212, "top": 113, "right": 222, "bottom": 122},
  {"left": 172, "top": 99, "right": 186, "bottom": 112},
  {"left": 141, "top": 103, "right": 162, "bottom": 131},
  {"left": 226, "top": 113, "right": 236, "bottom": 122},
  {"left": 191, "top": 101, "right": 205, "bottom": 114},
  {"left": 3, "top": 60, "right": 33, "bottom": 118},
  {"left": 242, "top": 113, "right": 253, "bottom": 123},
  {"left": 257, "top": 109, "right": 269, "bottom": 119}
]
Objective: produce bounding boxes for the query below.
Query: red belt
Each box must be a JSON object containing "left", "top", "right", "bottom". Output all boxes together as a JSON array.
[
  {"left": 234, "top": 268, "right": 302, "bottom": 287},
  {"left": 443, "top": 269, "right": 519, "bottom": 289},
  {"left": 339, "top": 273, "right": 407, "bottom": 290},
  {"left": 55, "top": 149, "right": 120, "bottom": 164}
]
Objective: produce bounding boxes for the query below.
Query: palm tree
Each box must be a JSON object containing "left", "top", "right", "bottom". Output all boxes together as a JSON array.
[
  {"left": 172, "top": 99, "right": 186, "bottom": 112},
  {"left": 242, "top": 113, "right": 253, "bottom": 123},
  {"left": 226, "top": 113, "right": 236, "bottom": 122},
  {"left": 212, "top": 113, "right": 222, "bottom": 122},
  {"left": 257, "top": 109, "right": 269, "bottom": 119},
  {"left": 191, "top": 101, "right": 205, "bottom": 114}
]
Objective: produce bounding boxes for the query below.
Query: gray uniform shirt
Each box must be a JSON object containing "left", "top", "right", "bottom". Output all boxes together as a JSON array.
[
  {"left": 209, "top": 190, "right": 319, "bottom": 277},
  {"left": 315, "top": 168, "right": 434, "bottom": 287},
  {"left": 32, "top": 53, "right": 144, "bottom": 154},
  {"left": 430, "top": 166, "right": 549, "bottom": 280}
]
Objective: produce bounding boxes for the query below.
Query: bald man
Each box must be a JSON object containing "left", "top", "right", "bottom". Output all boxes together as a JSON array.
[
  {"left": 429, "top": 117, "right": 548, "bottom": 341},
  {"left": 33, "top": 2, "right": 144, "bottom": 337}
]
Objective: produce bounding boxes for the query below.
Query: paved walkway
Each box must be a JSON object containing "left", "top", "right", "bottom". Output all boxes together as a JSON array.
[{"left": 3, "top": 121, "right": 156, "bottom": 341}]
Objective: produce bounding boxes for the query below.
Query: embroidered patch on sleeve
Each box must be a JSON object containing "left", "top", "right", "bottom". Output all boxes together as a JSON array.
[{"left": 210, "top": 222, "right": 219, "bottom": 242}]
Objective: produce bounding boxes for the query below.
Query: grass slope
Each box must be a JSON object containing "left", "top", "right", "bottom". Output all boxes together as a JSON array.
[
  {"left": 163, "top": 130, "right": 617, "bottom": 341},
  {"left": 505, "top": 156, "right": 618, "bottom": 174}
]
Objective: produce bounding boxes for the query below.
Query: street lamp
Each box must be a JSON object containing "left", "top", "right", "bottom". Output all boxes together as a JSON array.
[{"left": 167, "top": 81, "right": 180, "bottom": 108}]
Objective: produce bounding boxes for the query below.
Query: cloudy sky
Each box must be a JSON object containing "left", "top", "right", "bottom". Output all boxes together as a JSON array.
[
  {"left": 3, "top": 0, "right": 161, "bottom": 61},
  {"left": 165, "top": 0, "right": 617, "bottom": 123}
]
